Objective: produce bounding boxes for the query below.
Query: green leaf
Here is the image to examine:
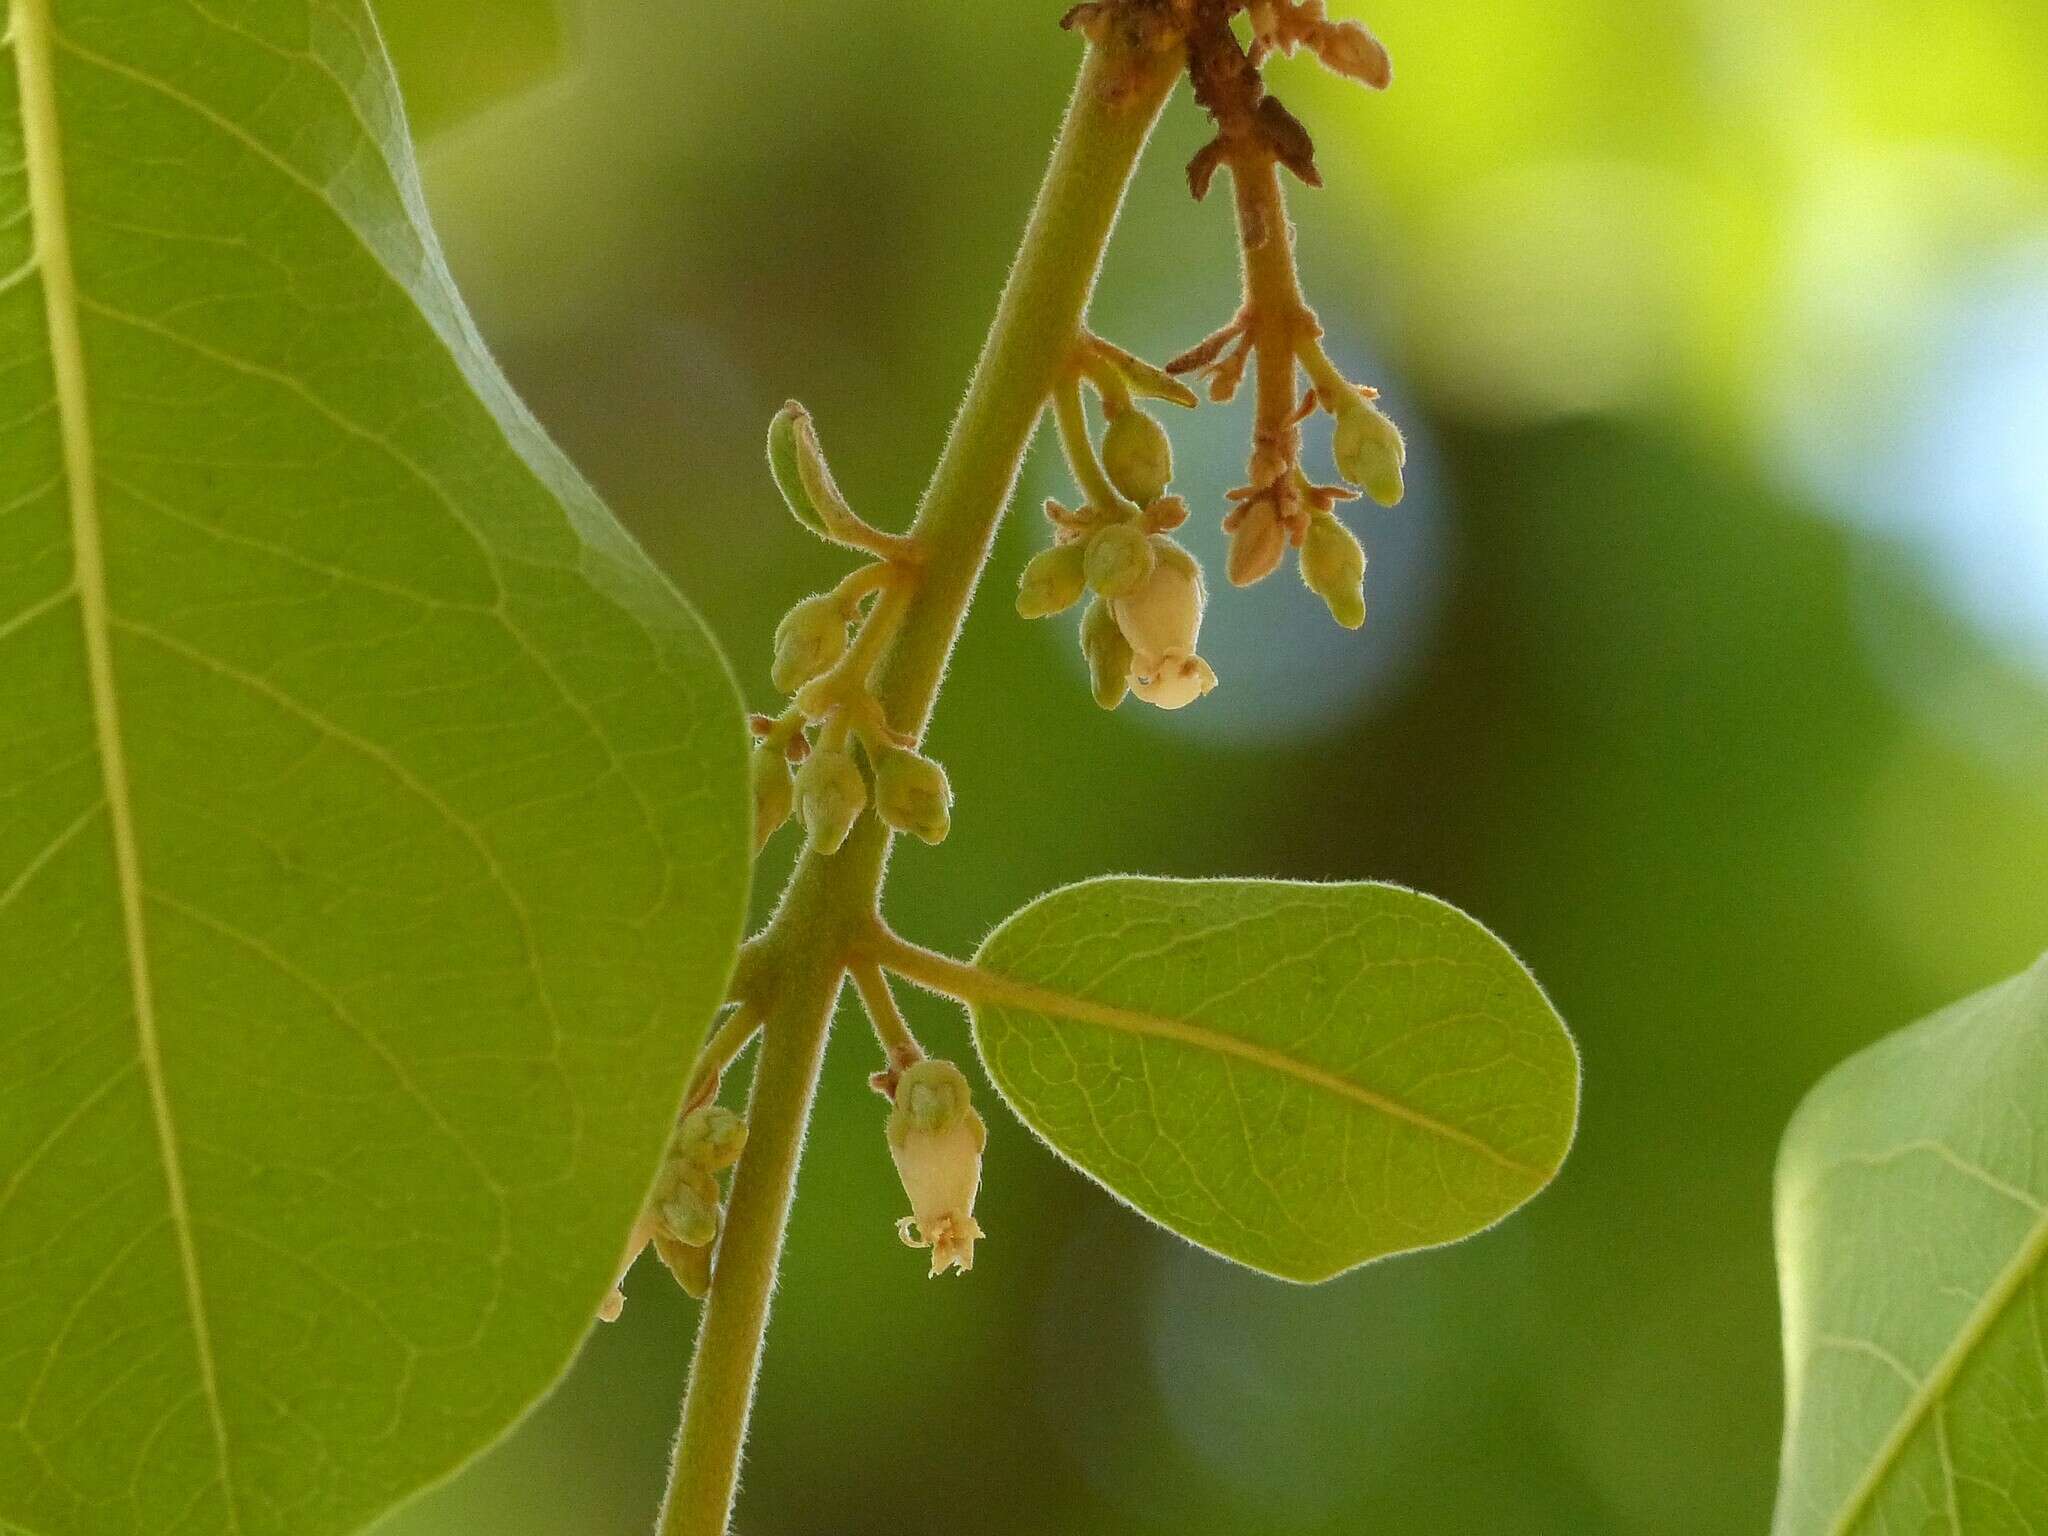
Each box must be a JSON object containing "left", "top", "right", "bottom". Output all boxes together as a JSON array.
[
  {"left": 1772, "top": 954, "right": 2048, "bottom": 1536},
  {"left": 372, "top": 0, "right": 568, "bottom": 139},
  {"left": 0, "top": 4, "right": 749, "bottom": 1535},
  {"left": 966, "top": 878, "right": 1579, "bottom": 1282}
]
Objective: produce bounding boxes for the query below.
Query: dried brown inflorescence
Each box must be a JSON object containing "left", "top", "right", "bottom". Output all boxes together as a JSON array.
[
  {"left": 1170, "top": 0, "right": 1403, "bottom": 618},
  {"left": 1015, "top": 0, "right": 1403, "bottom": 706}
]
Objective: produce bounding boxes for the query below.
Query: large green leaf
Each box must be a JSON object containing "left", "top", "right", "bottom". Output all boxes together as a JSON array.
[
  {"left": 967, "top": 878, "right": 1578, "bottom": 1282},
  {"left": 1773, "top": 954, "right": 2048, "bottom": 1536},
  {"left": 0, "top": 4, "right": 749, "bottom": 1535}
]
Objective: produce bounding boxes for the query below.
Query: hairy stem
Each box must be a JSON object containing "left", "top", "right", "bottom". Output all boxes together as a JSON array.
[
  {"left": 852, "top": 959, "right": 921, "bottom": 1075},
  {"left": 1053, "top": 374, "right": 1137, "bottom": 516},
  {"left": 655, "top": 35, "right": 1181, "bottom": 1536},
  {"left": 683, "top": 1006, "right": 761, "bottom": 1113},
  {"left": 1231, "top": 153, "right": 1310, "bottom": 485},
  {"left": 660, "top": 953, "right": 841, "bottom": 1536},
  {"left": 864, "top": 925, "right": 988, "bottom": 1002}
]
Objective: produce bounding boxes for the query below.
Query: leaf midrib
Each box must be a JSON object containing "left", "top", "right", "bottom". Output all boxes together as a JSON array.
[
  {"left": 1824, "top": 1205, "right": 2048, "bottom": 1535},
  {"left": 12, "top": 1, "right": 239, "bottom": 1524},
  {"left": 969, "top": 956, "right": 1542, "bottom": 1177}
]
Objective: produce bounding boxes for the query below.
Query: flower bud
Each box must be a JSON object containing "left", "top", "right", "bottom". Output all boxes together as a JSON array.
[
  {"left": 656, "top": 1161, "right": 721, "bottom": 1249},
  {"left": 770, "top": 593, "right": 848, "bottom": 694},
  {"left": 1226, "top": 501, "right": 1287, "bottom": 586},
  {"left": 1131, "top": 653, "right": 1218, "bottom": 710},
  {"left": 751, "top": 747, "right": 793, "bottom": 850},
  {"left": 886, "top": 1059, "right": 987, "bottom": 1277},
  {"left": 1084, "top": 521, "right": 1155, "bottom": 598},
  {"left": 677, "top": 1104, "right": 748, "bottom": 1171},
  {"left": 1016, "top": 540, "right": 1088, "bottom": 618},
  {"left": 873, "top": 747, "right": 952, "bottom": 845},
  {"left": 1102, "top": 408, "right": 1173, "bottom": 505},
  {"left": 794, "top": 746, "right": 865, "bottom": 855},
  {"left": 1080, "top": 595, "right": 1133, "bottom": 710},
  {"left": 1311, "top": 18, "right": 1392, "bottom": 89},
  {"left": 1109, "top": 536, "right": 1204, "bottom": 664},
  {"left": 654, "top": 1226, "right": 713, "bottom": 1299},
  {"left": 1301, "top": 513, "right": 1367, "bottom": 629},
  {"left": 1333, "top": 398, "right": 1405, "bottom": 507}
]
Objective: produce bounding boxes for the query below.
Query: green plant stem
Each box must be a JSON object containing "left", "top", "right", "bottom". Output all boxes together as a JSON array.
[
  {"left": 683, "top": 1006, "right": 761, "bottom": 1112},
  {"left": 654, "top": 35, "right": 1181, "bottom": 1536},
  {"left": 851, "top": 959, "right": 921, "bottom": 1074},
  {"left": 1053, "top": 374, "right": 1137, "bottom": 516},
  {"left": 1230, "top": 153, "right": 1310, "bottom": 475}
]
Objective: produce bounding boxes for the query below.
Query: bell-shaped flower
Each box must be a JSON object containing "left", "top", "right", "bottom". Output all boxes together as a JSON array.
[{"left": 886, "top": 1059, "right": 987, "bottom": 1276}]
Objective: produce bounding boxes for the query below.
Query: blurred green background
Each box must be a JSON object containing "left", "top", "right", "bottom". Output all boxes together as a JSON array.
[{"left": 367, "top": 1, "right": 2048, "bottom": 1531}]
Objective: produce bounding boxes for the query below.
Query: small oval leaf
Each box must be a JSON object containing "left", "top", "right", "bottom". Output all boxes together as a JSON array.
[
  {"left": 967, "top": 877, "right": 1578, "bottom": 1282},
  {"left": 1772, "top": 953, "right": 2048, "bottom": 1536}
]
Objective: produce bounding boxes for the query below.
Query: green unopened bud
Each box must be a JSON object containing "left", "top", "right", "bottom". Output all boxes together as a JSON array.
[
  {"left": 677, "top": 1104, "right": 748, "bottom": 1171},
  {"left": 1301, "top": 514, "right": 1367, "bottom": 628},
  {"left": 1333, "top": 398, "right": 1405, "bottom": 507},
  {"left": 887, "top": 1059, "right": 986, "bottom": 1277},
  {"left": 656, "top": 1161, "right": 721, "bottom": 1249},
  {"left": 1080, "top": 595, "right": 1133, "bottom": 710},
  {"left": 654, "top": 1226, "right": 713, "bottom": 1299},
  {"left": 1102, "top": 408, "right": 1173, "bottom": 505},
  {"left": 1016, "top": 541, "right": 1088, "bottom": 619},
  {"left": 1084, "top": 521, "right": 1155, "bottom": 598},
  {"left": 794, "top": 746, "right": 865, "bottom": 854},
  {"left": 771, "top": 593, "right": 848, "bottom": 694},
  {"left": 874, "top": 747, "right": 952, "bottom": 845},
  {"left": 751, "top": 747, "right": 793, "bottom": 850}
]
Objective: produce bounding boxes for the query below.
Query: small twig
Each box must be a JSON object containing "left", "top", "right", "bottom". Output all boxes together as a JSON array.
[
  {"left": 850, "top": 959, "right": 923, "bottom": 1098},
  {"left": 1052, "top": 372, "right": 1140, "bottom": 517},
  {"left": 683, "top": 1006, "right": 762, "bottom": 1114},
  {"left": 796, "top": 569, "right": 917, "bottom": 724}
]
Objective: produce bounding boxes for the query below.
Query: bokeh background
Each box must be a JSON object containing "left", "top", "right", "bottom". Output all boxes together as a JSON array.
[{"left": 366, "top": 2, "right": 2048, "bottom": 1531}]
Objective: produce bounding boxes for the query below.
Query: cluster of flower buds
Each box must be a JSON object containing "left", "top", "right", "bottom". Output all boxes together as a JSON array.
[
  {"left": 1016, "top": 335, "right": 1219, "bottom": 710},
  {"left": 600, "top": 1103, "right": 749, "bottom": 1318},
  {"left": 754, "top": 403, "right": 952, "bottom": 857},
  {"left": 885, "top": 1059, "right": 987, "bottom": 1276},
  {"left": 1161, "top": 0, "right": 1403, "bottom": 632}
]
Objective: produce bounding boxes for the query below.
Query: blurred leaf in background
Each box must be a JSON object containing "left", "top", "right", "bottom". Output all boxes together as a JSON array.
[
  {"left": 366, "top": 1, "right": 2048, "bottom": 1532},
  {"left": 375, "top": 0, "right": 570, "bottom": 140}
]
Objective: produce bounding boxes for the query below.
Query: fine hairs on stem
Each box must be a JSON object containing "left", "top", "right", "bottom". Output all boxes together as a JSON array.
[
  {"left": 652, "top": 33, "right": 1184, "bottom": 1536},
  {"left": 642, "top": 5, "right": 1412, "bottom": 1529}
]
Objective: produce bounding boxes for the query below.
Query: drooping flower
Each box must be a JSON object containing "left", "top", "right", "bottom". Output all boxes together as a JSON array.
[
  {"left": 886, "top": 1059, "right": 987, "bottom": 1276},
  {"left": 1110, "top": 536, "right": 1218, "bottom": 709}
]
